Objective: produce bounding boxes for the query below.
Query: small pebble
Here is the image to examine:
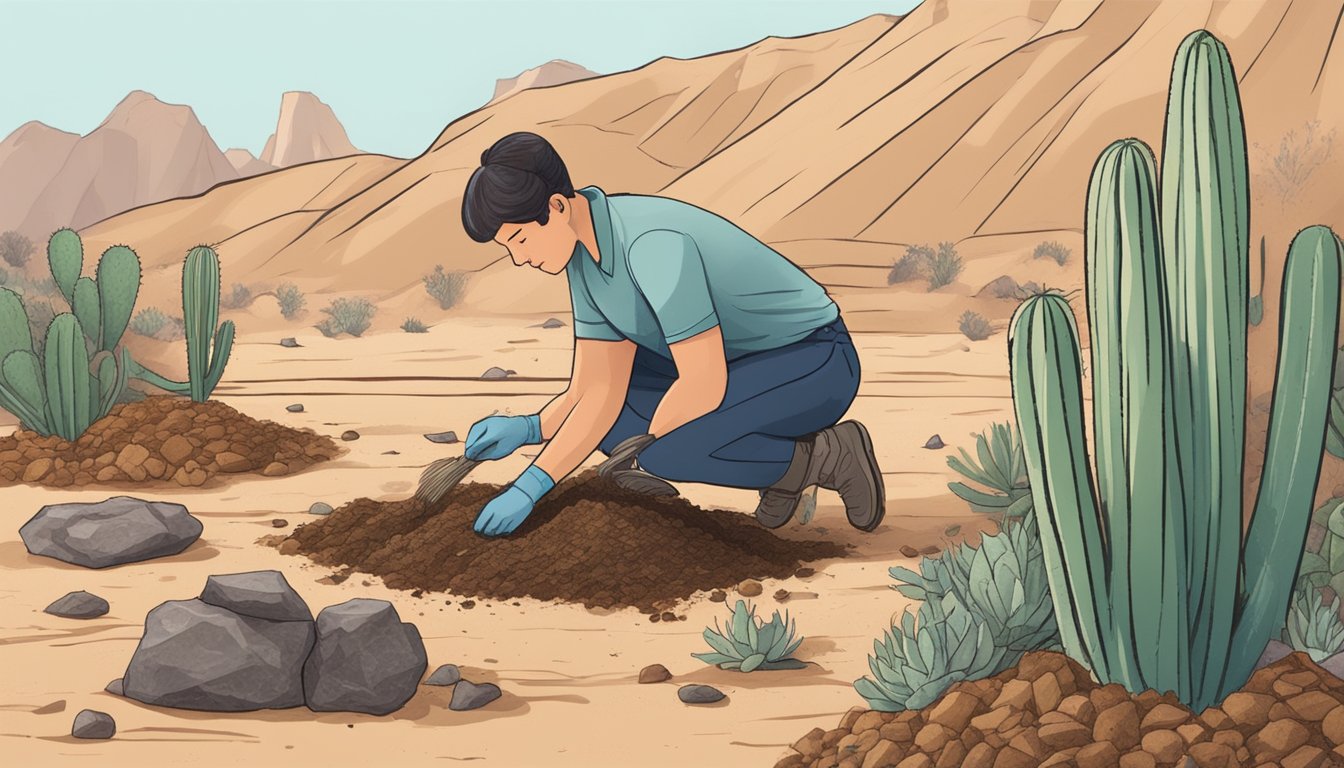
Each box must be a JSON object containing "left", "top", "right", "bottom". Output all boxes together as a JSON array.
[
  {"left": 919, "top": 545, "right": 941, "bottom": 555},
  {"left": 309, "top": 502, "right": 333, "bottom": 516},
  {"left": 899, "top": 545, "right": 920, "bottom": 558},
  {"left": 411, "top": 589, "right": 424, "bottom": 598},
  {"left": 279, "top": 337, "right": 300, "bottom": 348},
  {"left": 774, "top": 589, "right": 790, "bottom": 602},
  {"left": 286, "top": 404, "right": 304, "bottom": 413},
  {"left": 483, "top": 658, "right": 498, "bottom": 663},
  {"left": 425, "top": 664, "right": 461, "bottom": 686},
  {"left": 382, "top": 450, "right": 400, "bottom": 455},
  {"left": 449, "top": 680, "right": 501, "bottom": 711},
  {"left": 481, "top": 367, "right": 512, "bottom": 380},
  {"left": 660, "top": 611, "right": 677, "bottom": 622},
  {"left": 460, "top": 600, "right": 475, "bottom": 609},
  {"left": 424, "top": 431, "right": 459, "bottom": 444},
  {"left": 794, "top": 567, "right": 815, "bottom": 579},
  {"left": 737, "top": 579, "right": 763, "bottom": 597},
  {"left": 639, "top": 664, "right": 672, "bottom": 684},
  {"left": 340, "top": 430, "right": 360, "bottom": 441},
  {"left": 538, "top": 317, "right": 565, "bottom": 329},
  {"left": 709, "top": 590, "right": 727, "bottom": 603},
  {"left": 44, "top": 590, "right": 109, "bottom": 619},
  {"left": 272, "top": 519, "right": 288, "bottom": 528},
  {"left": 649, "top": 613, "right": 661, "bottom": 623},
  {"left": 678, "top": 684, "right": 725, "bottom": 705},
  {"left": 923, "top": 434, "right": 945, "bottom": 449},
  {"left": 71, "top": 709, "right": 116, "bottom": 739}
]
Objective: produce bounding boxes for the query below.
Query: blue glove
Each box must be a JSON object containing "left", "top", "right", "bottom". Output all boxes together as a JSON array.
[
  {"left": 474, "top": 464, "right": 555, "bottom": 537},
  {"left": 464, "top": 413, "right": 542, "bottom": 461}
]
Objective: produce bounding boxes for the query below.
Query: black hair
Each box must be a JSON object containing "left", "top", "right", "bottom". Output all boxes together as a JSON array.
[{"left": 461, "top": 132, "right": 575, "bottom": 243}]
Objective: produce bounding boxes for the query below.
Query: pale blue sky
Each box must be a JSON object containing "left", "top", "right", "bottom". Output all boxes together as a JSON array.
[{"left": 3, "top": 0, "right": 921, "bottom": 158}]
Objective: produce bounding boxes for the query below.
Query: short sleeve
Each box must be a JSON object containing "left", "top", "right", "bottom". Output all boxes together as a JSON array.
[
  {"left": 627, "top": 230, "right": 719, "bottom": 344},
  {"left": 568, "top": 273, "right": 622, "bottom": 341}
]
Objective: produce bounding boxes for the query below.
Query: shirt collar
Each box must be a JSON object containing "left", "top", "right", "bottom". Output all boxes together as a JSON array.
[{"left": 577, "top": 185, "right": 617, "bottom": 277}]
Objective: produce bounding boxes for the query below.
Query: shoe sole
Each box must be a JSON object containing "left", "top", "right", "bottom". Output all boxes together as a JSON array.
[{"left": 836, "top": 420, "right": 885, "bottom": 532}]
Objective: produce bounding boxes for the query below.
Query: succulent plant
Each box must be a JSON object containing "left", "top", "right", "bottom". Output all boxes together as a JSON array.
[
  {"left": 1284, "top": 588, "right": 1344, "bottom": 663},
  {"left": 692, "top": 599, "right": 805, "bottom": 672},
  {"left": 946, "top": 421, "right": 1032, "bottom": 518}
]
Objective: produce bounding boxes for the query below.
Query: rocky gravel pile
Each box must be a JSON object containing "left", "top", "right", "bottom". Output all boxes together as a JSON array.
[
  {"left": 0, "top": 395, "right": 340, "bottom": 488},
  {"left": 777, "top": 651, "right": 1344, "bottom": 768}
]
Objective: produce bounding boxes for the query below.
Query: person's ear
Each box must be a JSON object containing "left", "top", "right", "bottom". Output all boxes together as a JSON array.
[{"left": 551, "top": 195, "right": 566, "bottom": 215}]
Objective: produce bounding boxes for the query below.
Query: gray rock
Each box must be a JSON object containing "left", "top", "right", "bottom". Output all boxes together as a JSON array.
[
  {"left": 44, "top": 590, "right": 109, "bottom": 619},
  {"left": 480, "top": 367, "right": 512, "bottom": 380},
  {"left": 425, "top": 664, "right": 461, "bottom": 686},
  {"left": 280, "top": 337, "right": 300, "bottom": 348},
  {"left": 423, "top": 431, "right": 459, "bottom": 444},
  {"left": 540, "top": 317, "right": 565, "bottom": 329},
  {"left": 1321, "top": 650, "right": 1344, "bottom": 681},
  {"left": 123, "top": 599, "right": 313, "bottom": 711},
  {"left": 923, "top": 434, "right": 945, "bottom": 450},
  {"left": 303, "top": 599, "right": 427, "bottom": 715},
  {"left": 20, "top": 496, "right": 203, "bottom": 569},
  {"left": 200, "top": 570, "right": 312, "bottom": 622},
  {"left": 677, "top": 684, "right": 725, "bottom": 704},
  {"left": 71, "top": 709, "right": 115, "bottom": 739},
  {"left": 105, "top": 678, "right": 124, "bottom": 696},
  {"left": 340, "top": 430, "right": 360, "bottom": 441},
  {"left": 1255, "top": 639, "right": 1293, "bottom": 670},
  {"left": 286, "top": 404, "right": 304, "bottom": 413},
  {"left": 382, "top": 450, "right": 400, "bottom": 455},
  {"left": 309, "top": 502, "right": 333, "bottom": 516},
  {"left": 449, "top": 680, "right": 501, "bottom": 710}
]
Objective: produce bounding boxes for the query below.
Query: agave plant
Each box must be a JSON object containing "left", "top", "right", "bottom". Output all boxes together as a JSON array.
[
  {"left": 691, "top": 599, "right": 805, "bottom": 672},
  {"left": 1283, "top": 588, "right": 1344, "bottom": 663},
  {"left": 854, "top": 595, "right": 1004, "bottom": 712},
  {"left": 946, "top": 421, "right": 1032, "bottom": 518},
  {"left": 890, "top": 515, "right": 1059, "bottom": 662}
]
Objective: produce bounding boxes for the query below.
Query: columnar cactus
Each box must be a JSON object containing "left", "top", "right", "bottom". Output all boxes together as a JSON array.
[
  {"left": 182, "top": 245, "right": 234, "bottom": 402},
  {"left": 1009, "top": 29, "right": 1343, "bottom": 710}
]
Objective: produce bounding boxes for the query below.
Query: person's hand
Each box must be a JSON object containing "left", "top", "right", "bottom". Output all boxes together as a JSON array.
[
  {"left": 473, "top": 464, "right": 555, "bottom": 537},
  {"left": 464, "top": 413, "right": 542, "bottom": 461}
]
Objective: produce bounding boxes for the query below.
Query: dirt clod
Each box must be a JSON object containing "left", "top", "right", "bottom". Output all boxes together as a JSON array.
[{"left": 283, "top": 470, "right": 845, "bottom": 612}]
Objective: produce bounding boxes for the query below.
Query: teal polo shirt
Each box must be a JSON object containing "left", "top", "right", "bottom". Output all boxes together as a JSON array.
[{"left": 566, "top": 186, "right": 839, "bottom": 360}]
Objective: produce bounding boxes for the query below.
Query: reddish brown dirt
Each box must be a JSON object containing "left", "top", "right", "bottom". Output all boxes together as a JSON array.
[
  {"left": 0, "top": 395, "right": 341, "bottom": 488},
  {"left": 778, "top": 651, "right": 1344, "bottom": 768},
  {"left": 278, "top": 470, "right": 848, "bottom": 612}
]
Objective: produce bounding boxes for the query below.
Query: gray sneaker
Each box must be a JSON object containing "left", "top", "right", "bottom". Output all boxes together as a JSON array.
[{"left": 753, "top": 421, "right": 885, "bottom": 532}]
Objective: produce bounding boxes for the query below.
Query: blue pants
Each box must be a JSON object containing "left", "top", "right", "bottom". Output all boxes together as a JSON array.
[{"left": 598, "top": 316, "right": 860, "bottom": 489}]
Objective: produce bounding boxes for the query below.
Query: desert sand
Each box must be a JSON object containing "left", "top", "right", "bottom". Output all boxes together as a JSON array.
[{"left": 0, "top": 312, "right": 1008, "bottom": 767}]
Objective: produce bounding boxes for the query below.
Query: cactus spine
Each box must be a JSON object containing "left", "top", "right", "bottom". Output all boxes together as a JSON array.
[{"left": 1010, "top": 29, "right": 1343, "bottom": 710}]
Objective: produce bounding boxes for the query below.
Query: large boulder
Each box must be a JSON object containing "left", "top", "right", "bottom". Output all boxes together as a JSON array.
[
  {"left": 200, "top": 570, "right": 312, "bottom": 622},
  {"left": 19, "top": 496, "right": 202, "bottom": 568},
  {"left": 122, "top": 599, "right": 314, "bottom": 711},
  {"left": 303, "top": 599, "right": 427, "bottom": 715}
]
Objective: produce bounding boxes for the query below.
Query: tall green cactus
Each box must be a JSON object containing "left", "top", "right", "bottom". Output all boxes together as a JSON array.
[
  {"left": 1009, "top": 29, "right": 1343, "bottom": 711},
  {"left": 183, "top": 245, "right": 233, "bottom": 402},
  {"left": 45, "top": 229, "right": 141, "bottom": 352}
]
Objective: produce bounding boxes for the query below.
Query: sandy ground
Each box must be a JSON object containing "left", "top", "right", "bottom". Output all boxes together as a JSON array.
[{"left": 0, "top": 314, "right": 1013, "bottom": 767}]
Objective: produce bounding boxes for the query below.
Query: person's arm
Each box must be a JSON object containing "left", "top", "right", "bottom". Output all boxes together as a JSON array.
[
  {"left": 531, "top": 337, "right": 637, "bottom": 481},
  {"left": 648, "top": 325, "right": 727, "bottom": 436}
]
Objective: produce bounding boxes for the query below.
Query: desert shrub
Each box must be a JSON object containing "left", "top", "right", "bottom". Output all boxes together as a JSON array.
[
  {"left": 1033, "top": 240, "right": 1070, "bottom": 266},
  {"left": 692, "top": 599, "right": 805, "bottom": 672},
  {"left": 946, "top": 421, "right": 1032, "bottom": 519},
  {"left": 0, "top": 230, "right": 34, "bottom": 268},
  {"left": 401, "top": 317, "right": 429, "bottom": 333},
  {"left": 222, "top": 283, "right": 253, "bottom": 309},
  {"left": 316, "top": 296, "right": 376, "bottom": 337},
  {"left": 888, "top": 245, "right": 933, "bottom": 285},
  {"left": 129, "top": 307, "right": 169, "bottom": 338},
  {"left": 927, "top": 241, "right": 962, "bottom": 290},
  {"left": 158, "top": 315, "right": 186, "bottom": 341},
  {"left": 276, "top": 282, "right": 305, "bottom": 319},
  {"left": 424, "top": 265, "right": 468, "bottom": 309},
  {"left": 1257, "top": 120, "right": 1336, "bottom": 206},
  {"left": 1283, "top": 588, "right": 1344, "bottom": 662},
  {"left": 958, "top": 310, "right": 993, "bottom": 341},
  {"left": 858, "top": 515, "right": 1058, "bottom": 710}
]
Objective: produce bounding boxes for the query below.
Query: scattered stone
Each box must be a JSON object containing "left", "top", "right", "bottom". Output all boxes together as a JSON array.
[
  {"left": 537, "top": 317, "right": 565, "bottom": 329},
  {"left": 774, "top": 589, "right": 790, "bottom": 601},
  {"left": 639, "top": 664, "right": 672, "bottom": 684},
  {"left": 1093, "top": 700, "right": 1141, "bottom": 750},
  {"left": 919, "top": 545, "right": 941, "bottom": 556},
  {"left": 286, "top": 404, "right": 305, "bottom": 413},
  {"left": 481, "top": 366, "right": 514, "bottom": 380},
  {"left": 449, "top": 680, "right": 501, "bottom": 711},
  {"left": 44, "top": 590, "right": 110, "bottom": 619},
  {"left": 382, "top": 450, "right": 401, "bottom": 455},
  {"left": 272, "top": 519, "right": 288, "bottom": 528},
  {"left": 794, "top": 567, "right": 815, "bottom": 579},
  {"left": 738, "top": 579, "right": 763, "bottom": 597},
  {"left": 923, "top": 434, "right": 945, "bottom": 449},
  {"left": 709, "top": 590, "right": 727, "bottom": 602},
  {"left": 304, "top": 599, "right": 427, "bottom": 715},
  {"left": 123, "top": 598, "right": 313, "bottom": 710},
  {"left": 1221, "top": 691, "right": 1275, "bottom": 728},
  {"left": 309, "top": 502, "right": 334, "bottom": 516},
  {"left": 20, "top": 496, "right": 203, "bottom": 568},
  {"left": 340, "top": 430, "right": 360, "bottom": 441},
  {"left": 460, "top": 600, "right": 475, "bottom": 609},
  {"left": 105, "top": 678, "right": 123, "bottom": 696},
  {"left": 1249, "top": 719, "right": 1310, "bottom": 758},
  {"left": 425, "top": 664, "right": 462, "bottom": 686},
  {"left": 660, "top": 611, "right": 677, "bottom": 622},
  {"left": 71, "top": 709, "right": 115, "bottom": 739},
  {"left": 280, "top": 337, "right": 300, "bottom": 347},
  {"left": 424, "top": 431, "right": 459, "bottom": 444},
  {"left": 200, "top": 570, "right": 312, "bottom": 622},
  {"left": 899, "top": 545, "right": 920, "bottom": 558},
  {"left": 926, "top": 691, "right": 980, "bottom": 732},
  {"left": 678, "top": 684, "right": 725, "bottom": 704}
]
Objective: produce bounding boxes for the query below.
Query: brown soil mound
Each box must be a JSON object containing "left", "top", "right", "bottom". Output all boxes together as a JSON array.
[
  {"left": 778, "top": 651, "right": 1344, "bottom": 768},
  {"left": 279, "top": 470, "right": 847, "bottom": 612},
  {"left": 0, "top": 395, "right": 341, "bottom": 488}
]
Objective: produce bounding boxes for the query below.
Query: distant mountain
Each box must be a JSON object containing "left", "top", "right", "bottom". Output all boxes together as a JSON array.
[
  {"left": 259, "top": 92, "right": 361, "bottom": 168},
  {"left": 225, "top": 148, "right": 274, "bottom": 177},
  {"left": 492, "top": 60, "right": 599, "bottom": 103},
  {"left": 0, "top": 91, "right": 239, "bottom": 238}
]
